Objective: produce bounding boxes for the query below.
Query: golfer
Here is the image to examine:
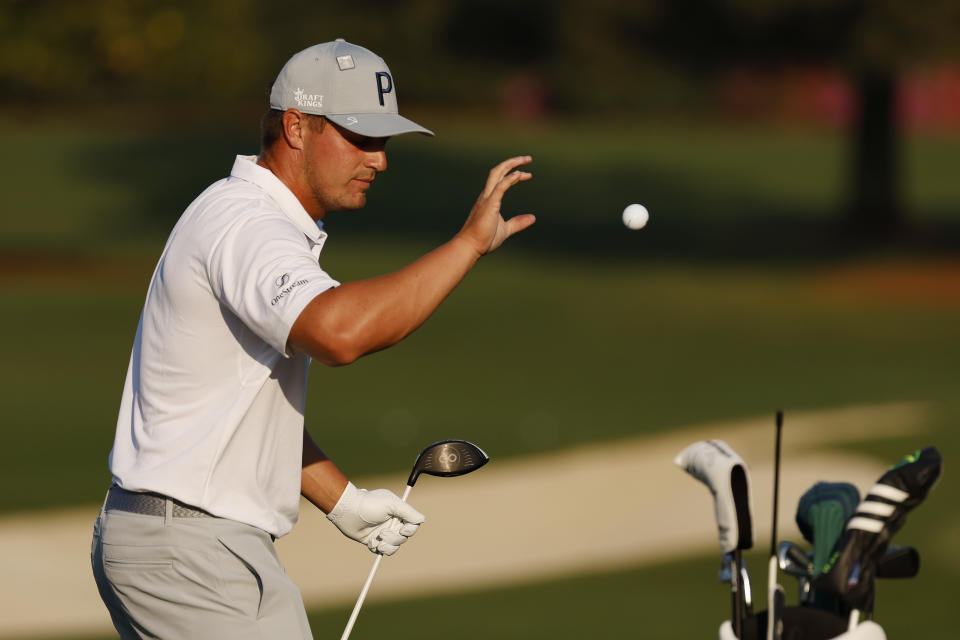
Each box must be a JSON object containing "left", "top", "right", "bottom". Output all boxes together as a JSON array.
[{"left": 91, "top": 39, "right": 534, "bottom": 639}]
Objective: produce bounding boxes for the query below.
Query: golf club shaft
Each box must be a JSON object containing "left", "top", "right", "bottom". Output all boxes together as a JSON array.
[
  {"left": 848, "top": 609, "right": 860, "bottom": 630},
  {"left": 766, "top": 555, "right": 778, "bottom": 640},
  {"left": 733, "top": 549, "right": 743, "bottom": 638},
  {"left": 771, "top": 411, "right": 782, "bottom": 559},
  {"left": 341, "top": 485, "right": 413, "bottom": 640},
  {"left": 767, "top": 411, "right": 783, "bottom": 640}
]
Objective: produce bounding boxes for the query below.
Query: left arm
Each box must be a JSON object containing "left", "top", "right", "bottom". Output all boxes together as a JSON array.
[
  {"left": 301, "top": 429, "right": 349, "bottom": 513},
  {"left": 302, "top": 428, "right": 426, "bottom": 556}
]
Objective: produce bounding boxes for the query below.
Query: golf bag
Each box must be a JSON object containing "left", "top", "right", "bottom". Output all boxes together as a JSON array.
[
  {"left": 676, "top": 438, "right": 942, "bottom": 640},
  {"left": 718, "top": 612, "right": 885, "bottom": 640}
]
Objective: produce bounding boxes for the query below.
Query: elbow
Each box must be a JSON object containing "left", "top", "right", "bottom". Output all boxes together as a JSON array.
[
  {"left": 319, "top": 348, "right": 359, "bottom": 367},
  {"left": 309, "top": 330, "right": 364, "bottom": 367}
]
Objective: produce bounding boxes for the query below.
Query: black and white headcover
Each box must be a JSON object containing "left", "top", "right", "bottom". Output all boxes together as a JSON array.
[{"left": 814, "top": 446, "right": 942, "bottom": 610}]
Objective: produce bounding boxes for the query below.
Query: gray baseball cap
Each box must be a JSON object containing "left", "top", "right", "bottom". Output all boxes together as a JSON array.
[{"left": 270, "top": 39, "right": 433, "bottom": 138}]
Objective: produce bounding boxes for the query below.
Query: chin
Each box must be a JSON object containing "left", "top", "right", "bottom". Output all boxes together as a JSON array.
[{"left": 326, "top": 197, "right": 366, "bottom": 213}]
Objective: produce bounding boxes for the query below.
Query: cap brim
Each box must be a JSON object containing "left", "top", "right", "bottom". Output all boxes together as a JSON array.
[{"left": 326, "top": 113, "right": 434, "bottom": 138}]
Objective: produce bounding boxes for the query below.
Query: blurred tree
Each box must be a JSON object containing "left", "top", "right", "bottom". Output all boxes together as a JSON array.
[
  {"left": 634, "top": 0, "right": 960, "bottom": 238},
  {"left": 441, "top": 0, "right": 557, "bottom": 63},
  {"left": 550, "top": 0, "right": 692, "bottom": 113},
  {"left": 0, "top": 1, "right": 479, "bottom": 110},
  {"left": 839, "top": 0, "right": 960, "bottom": 237},
  {"left": 4, "top": 0, "right": 958, "bottom": 239},
  {"left": 0, "top": 0, "right": 270, "bottom": 103}
]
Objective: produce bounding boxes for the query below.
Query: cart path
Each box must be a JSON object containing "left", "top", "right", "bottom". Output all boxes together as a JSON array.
[{"left": 0, "top": 402, "right": 930, "bottom": 639}]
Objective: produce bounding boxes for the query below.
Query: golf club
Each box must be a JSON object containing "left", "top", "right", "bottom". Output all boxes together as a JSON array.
[
  {"left": 340, "top": 439, "right": 490, "bottom": 640},
  {"left": 708, "top": 442, "right": 940, "bottom": 640},
  {"left": 766, "top": 410, "right": 784, "bottom": 640},
  {"left": 777, "top": 541, "right": 813, "bottom": 604},
  {"left": 813, "top": 446, "right": 942, "bottom": 626},
  {"left": 876, "top": 545, "right": 919, "bottom": 579},
  {"left": 741, "top": 562, "right": 754, "bottom": 616},
  {"left": 777, "top": 541, "right": 811, "bottom": 577},
  {"left": 674, "top": 439, "right": 754, "bottom": 638},
  {"left": 720, "top": 552, "right": 754, "bottom": 616},
  {"left": 795, "top": 482, "right": 861, "bottom": 578}
]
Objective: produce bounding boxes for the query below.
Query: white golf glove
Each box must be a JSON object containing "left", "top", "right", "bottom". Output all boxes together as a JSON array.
[{"left": 326, "top": 482, "right": 426, "bottom": 556}]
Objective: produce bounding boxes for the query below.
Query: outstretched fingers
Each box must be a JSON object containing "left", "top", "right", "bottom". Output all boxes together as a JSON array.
[
  {"left": 503, "top": 213, "right": 537, "bottom": 238},
  {"left": 483, "top": 155, "right": 533, "bottom": 198},
  {"left": 458, "top": 155, "right": 535, "bottom": 255},
  {"left": 488, "top": 167, "right": 532, "bottom": 207}
]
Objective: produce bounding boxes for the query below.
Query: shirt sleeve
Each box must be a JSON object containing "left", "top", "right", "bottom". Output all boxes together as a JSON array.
[{"left": 206, "top": 209, "right": 339, "bottom": 356}]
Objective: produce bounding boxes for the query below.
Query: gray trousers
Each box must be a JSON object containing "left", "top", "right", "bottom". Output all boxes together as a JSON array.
[{"left": 91, "top": 496, "right": 313, "bottom": 639}]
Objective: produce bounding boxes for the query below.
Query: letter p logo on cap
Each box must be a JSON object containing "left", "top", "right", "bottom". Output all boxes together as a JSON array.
[{"left": 375, "top": 72, "right": 393, "bottom": 107}]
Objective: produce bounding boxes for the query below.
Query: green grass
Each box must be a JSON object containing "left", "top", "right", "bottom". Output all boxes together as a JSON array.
[
  {"left": 3, "top": 117, "right": 960, "bottom": 255},
  {"left": 3, "top": 116, "right": 959, "bottom": 639},
  {"left": 2, "top": 245, "right": 959, "bottom": 511},
  {"left": 38, "top": 546, "right": 960, "bottom": 639},
  {"left": 304, "top": 546, "right": 959, "bottom": 639},
  {"left": 310, "top": 243, "right": 960, "bottom": 469}
]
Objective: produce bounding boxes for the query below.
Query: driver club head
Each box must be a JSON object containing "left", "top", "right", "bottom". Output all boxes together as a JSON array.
[{"left": 407, "top": 439, "right": 490, "bottom": 487}]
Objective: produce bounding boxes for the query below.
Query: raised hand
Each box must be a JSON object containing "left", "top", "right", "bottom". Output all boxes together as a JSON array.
[{"left": 457, "top": 155, "right": 536, "bottom": 256}]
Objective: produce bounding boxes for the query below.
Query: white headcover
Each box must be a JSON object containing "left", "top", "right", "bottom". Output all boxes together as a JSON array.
[{"left": 675, "top": 440, "right": 755, "bottom": 553}]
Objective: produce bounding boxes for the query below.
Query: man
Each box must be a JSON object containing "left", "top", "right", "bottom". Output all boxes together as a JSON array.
[{"left": 91, "top": 39, "right": 534, "bottom": 639}]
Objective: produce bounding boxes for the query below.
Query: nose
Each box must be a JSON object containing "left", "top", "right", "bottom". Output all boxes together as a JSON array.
[{"left": 366, "top": 150, "right": 387, "bottom": 173}]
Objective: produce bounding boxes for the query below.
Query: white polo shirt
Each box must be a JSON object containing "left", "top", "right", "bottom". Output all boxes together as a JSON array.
[{"left": 109, "top": 155, "right": 339, "bottom": 537}]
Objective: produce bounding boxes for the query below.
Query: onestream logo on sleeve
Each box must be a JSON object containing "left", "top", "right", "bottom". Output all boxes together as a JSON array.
[{"left": 272, "top": 273, "right": 309, "bottom": 306}]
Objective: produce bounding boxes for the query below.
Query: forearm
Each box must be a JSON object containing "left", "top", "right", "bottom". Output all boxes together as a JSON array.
[
  {"left": 301, "top": 429, "right": 349, "bottom": 513},
  {"left": 290, "top": 234, "right": 480, "bottom": 365},
  {"left": 289, "top": 156, "right": 533, "bottom": 366}
]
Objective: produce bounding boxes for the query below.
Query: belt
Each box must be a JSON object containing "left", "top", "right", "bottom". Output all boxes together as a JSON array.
[{"left": 105, "top": 486, "right": 213, "bottom": 518}]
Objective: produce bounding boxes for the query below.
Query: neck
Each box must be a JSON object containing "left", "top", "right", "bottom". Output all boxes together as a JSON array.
[{"left": 257, "top": 151, "right": 326, "bottom": 221}]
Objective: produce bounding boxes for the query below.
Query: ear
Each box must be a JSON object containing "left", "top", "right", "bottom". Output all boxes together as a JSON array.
[{"left": 281, "top": 109, "right": 307, "bottom": 151}]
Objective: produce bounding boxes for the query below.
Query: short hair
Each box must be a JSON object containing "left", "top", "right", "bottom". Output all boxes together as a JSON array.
[{"left": 259, "top": 109, "right": 326, "bottom": 151}]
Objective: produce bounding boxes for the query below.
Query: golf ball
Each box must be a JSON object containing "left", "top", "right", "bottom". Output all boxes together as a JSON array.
[{"left": 622, "top": 203, "right": 649, "bottom": 230}]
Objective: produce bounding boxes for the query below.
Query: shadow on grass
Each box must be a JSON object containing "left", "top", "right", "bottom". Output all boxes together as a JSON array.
[{"left": 60, "top": 129, "right": 960, "bottom": 263}]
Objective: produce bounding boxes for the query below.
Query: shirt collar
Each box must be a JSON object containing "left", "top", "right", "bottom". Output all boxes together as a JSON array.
[{"left": 229, "top": 155, "right": 328, "bottom": 251}]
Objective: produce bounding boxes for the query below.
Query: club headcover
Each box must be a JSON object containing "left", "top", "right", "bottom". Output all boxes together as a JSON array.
[
  {"left": 875, "top": 545, "right": 919, "bottom": 579},
  {"left": 675, "top": 440, "right": 754, "bottom": 553},
  {"left": 814, "top": 446, "right": 942, "bottom": 611},
  {"left": 796, "top": 481, "right": 861, "bottom": 576}
]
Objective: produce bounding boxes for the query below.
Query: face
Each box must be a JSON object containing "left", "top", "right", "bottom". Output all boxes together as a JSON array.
[{"left": 300, "top": 117, "right": 388, "bottom": 216}]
